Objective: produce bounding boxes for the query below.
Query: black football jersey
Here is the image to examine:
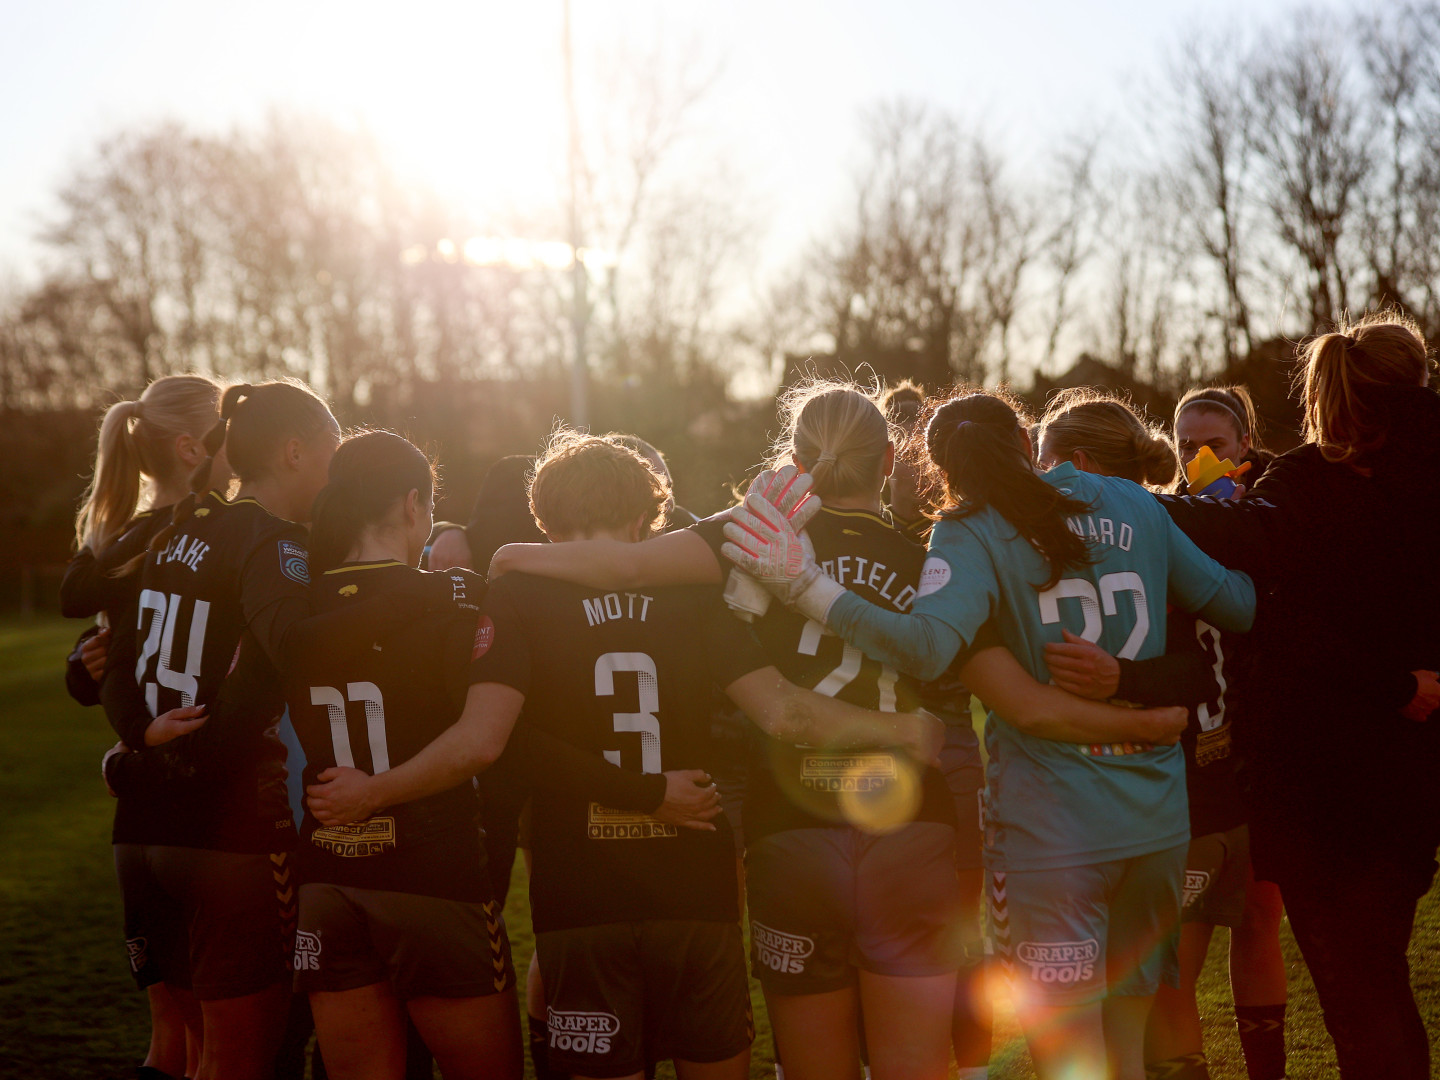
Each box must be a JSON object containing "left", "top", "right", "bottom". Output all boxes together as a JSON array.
[
  {"left": 104, "top": 493, "right": 307, "bottom": 853},
  {"left": 469, "top": 573, "right": 768, "bottom": 933},
  {"left": 1173, "top": 608, "right": 1246, "bottom": 837},
  {"left": 284, "top": 561, "right": 492, "bottom": 901},
  {"left": 695, "top": 507, "right": 956, "bottom": 840},
  {"left": 64, "top": 507, "right": 184, "bottom": 845}
]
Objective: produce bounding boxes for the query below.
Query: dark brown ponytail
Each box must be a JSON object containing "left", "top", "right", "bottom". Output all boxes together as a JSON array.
[
  {"left": 308, "top": 431, "right": 437, "bottom": 575},
  {"left": 146, "top": 380, "right": 334, "bottom": 560},
  {"left": 922, "top": 391, "right": 1093, "bottom": 589}
]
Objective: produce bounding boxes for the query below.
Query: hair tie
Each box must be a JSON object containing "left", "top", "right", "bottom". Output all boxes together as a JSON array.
[{"left": 815, "top": 451, "right": 838, "bottom": 465}]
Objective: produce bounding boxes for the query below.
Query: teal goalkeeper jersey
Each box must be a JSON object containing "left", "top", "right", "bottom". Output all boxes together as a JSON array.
[{"left": 828, "top": 462, "right": 1255, "bottom": 871}]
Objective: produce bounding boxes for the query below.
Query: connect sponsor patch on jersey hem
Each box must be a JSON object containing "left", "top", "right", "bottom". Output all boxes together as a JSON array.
[
  {"left": 310, "top": 816, "right": 397, "bottom": 857},
  {"left": 800, "top": 751, "right": 897, "bottom": 792},
  {"left": 586, "top": 802, "right": 677, "bottom": 839}
]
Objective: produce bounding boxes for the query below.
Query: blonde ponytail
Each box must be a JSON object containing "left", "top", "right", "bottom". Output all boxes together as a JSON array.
[
  {"left": 75, "top": 375, "right": 222, "bottom": 553},
  {"left": 1299, "top": 311, "right": 1433, "bottom": 465},
  {"left": 769, "top": 378, "right": 894, "bottom": 500},
  {"left": 1039, "top": 388, "right": 1178, "bottom": 489}
]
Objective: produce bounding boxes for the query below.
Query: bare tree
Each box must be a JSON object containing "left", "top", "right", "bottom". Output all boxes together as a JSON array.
[
  {"left": 1247, "top": 11, "right": 1371, "bottom": 329},
  {"left": 1038, "top": 135, "right": 1101, "bottom": 373},
  {"left": 1164, "top": 28, "right": 1256, "bottom": 364}
]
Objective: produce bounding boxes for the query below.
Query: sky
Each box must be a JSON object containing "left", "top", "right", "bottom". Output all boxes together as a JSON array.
[{"left": 0, "top": 0, "right": 1291, "bottom": 286}]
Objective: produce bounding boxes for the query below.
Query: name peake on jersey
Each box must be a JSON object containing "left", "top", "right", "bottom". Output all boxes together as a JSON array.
[
  {"left": 817, "top": 556, "right": 917, "bottom": 611},
  {"left": 1065, "top": 514, "right": 1134, "bottom": 552},
  {"left": 158, "top": 533, "right": 210, "bottom": 572},
  {"left": 582, "top": 591, "right": 656, "bottom": 627}
]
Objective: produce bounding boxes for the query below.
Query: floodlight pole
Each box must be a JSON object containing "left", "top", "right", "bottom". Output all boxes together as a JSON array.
[{"left": 563, "top": 0, "right": 589, "bottom": 429}]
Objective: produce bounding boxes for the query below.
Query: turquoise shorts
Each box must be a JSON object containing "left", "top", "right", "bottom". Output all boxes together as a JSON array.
[{"left": 987, "top": 843, "right": 1185, "bottom": 1005}]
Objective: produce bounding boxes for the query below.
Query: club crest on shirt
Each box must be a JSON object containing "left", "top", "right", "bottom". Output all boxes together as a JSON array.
[
  {"left": 278, "top": 541, "right": 310, "bottom": 585},
  {"left": 472, "top": 616, "right": 495, "bottom": 660}
]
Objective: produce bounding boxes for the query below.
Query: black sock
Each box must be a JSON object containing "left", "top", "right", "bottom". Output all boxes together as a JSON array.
[
  {"left": 1145, "top": 1054, "right": 1210, "bottom": 1080},
  {"left": 1235, "top": 1003, "right": 1287, "bottom": 1080},
  {"left": 136, "top": 1068, "right": 182, "bottom": 1080},
  {"left": 528, "top": 1014, "right": 565, "bottom": 1080}
]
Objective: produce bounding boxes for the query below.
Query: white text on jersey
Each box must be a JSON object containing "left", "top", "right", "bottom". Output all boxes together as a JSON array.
[
  {"left": 582, "top": 591, "right": 655, "bottom": 626},
  {"left": 159, "top": 533, "right": 210, "bottom": 572},
  {"left": 817, "top": 556, "right": 917, "bottom": 611},
  {"left": 1065, "top": 515, "right": 1134, "bottom": 552}
]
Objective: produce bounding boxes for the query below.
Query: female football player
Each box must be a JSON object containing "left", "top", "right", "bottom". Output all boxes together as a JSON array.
[
  {"left": 100, "top": 380, "right": 340, "bottom": 1080},
  {"left": 1162, "top": 386, "right": 1286, "bottom": 1080},
  {"left": 1030, "top": 389, "right": 1285, "bottom": 1080},
  {"left": 1156, "top": 314, "right": 1440, "bottom": 1080},
  {"left": 288, "top": 429, "right": 725, "bottom": 1080},
  {"left": 485, "top": 384, "right": 1186, "bottom": 1080},
  {"left": 62, "top": 373, "right": 225, "bottom": 1080},
  {"left": 723, "top": 389, "right": 1255, "bottom": 1080}
]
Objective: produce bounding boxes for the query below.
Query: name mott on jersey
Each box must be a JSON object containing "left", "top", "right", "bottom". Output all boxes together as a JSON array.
[{"left": 582, "top": 591, "right": 656, "bottom": 627}]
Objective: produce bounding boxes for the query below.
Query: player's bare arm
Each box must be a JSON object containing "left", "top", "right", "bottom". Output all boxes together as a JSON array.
[
  {"left": 723, "top": 665, "right": 945, "bottom": 764},
  {"left": 489, "top": 526, "right": 722, "bottom": 589},
  {"left": 960, "top": 646, "right": 1186, "bottom": 746}
]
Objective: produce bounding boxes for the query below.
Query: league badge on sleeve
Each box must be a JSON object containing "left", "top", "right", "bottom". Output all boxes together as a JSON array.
[{"left": 279, "top": 540, "right": 311, "bottom": 585}]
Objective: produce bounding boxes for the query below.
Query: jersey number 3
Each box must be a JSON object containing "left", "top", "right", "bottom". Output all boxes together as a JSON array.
[{"left": 596, "top": 652, "right": 661, "bottom": 774}]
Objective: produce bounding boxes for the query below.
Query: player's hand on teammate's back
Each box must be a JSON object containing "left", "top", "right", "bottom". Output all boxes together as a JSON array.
[
  {"left": 100, "top": 740, "right": 128, "bottom": 796},
  {"left": 142, "top": 705, "right": 208, "bottom": 747},
  {"left": 80, "top": 626, "right": 109, "bottom": 682},
  {"left": 1044, "top": 629, "right": 1122, "bottom": 700},
  {"left": 307, "top": 766, "right": 378, "bottom": 825},
  {"left": 898, "top": 709, "right": 946, "bottom": 766},
  {"left": 1402, "top": 670, "right": 1440, "bottom": 722},
  {"left": 652, "top": 770, "right": 722, "bottom": 832},
  {"left": 1139, "top": 707, "right": 1188, "bottom": 746}
]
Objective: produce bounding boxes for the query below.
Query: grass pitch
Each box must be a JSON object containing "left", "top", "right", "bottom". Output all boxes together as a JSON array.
[{"left": 2, "top": 615, "right": 1437, "bottom": 1077}]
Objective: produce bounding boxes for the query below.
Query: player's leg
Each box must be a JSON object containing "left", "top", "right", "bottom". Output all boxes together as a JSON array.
[
  {"left": 116, "top": 844, "right": 195, "bottom": 1079},
  {"left": 853, "top": 822, "right": 961, "bottom": 1080},
  {"left": 1103, "top": 845, "right": 1187, "bottom": 1080},
  {"left": 294, "top": 882, "right": 402, "bottom": 1080},
  {"left": 310, "top": 983, "right": 408, "bottom": 1080},
  {"left": 382, "top": 892, "right": 521, "bottom": 1080},
  {"left": 1228, "top": 850, "right": 1287, "bottom": 1080},
  {"left": 155, "top": 845, "right": 293, "bottom": 1080},
  {"left": 998, "top": 862, "right": 1111, "bottom": 1080},
  {"left": 1144, "top": 829, "right": 1235, "bottom": 1077},
  {"left": 1143, "top": 924, "right": 1211, "bottom": 1074},
  {"left": 940, "top": 725, "right": 991, "bottom": 1079},
  {"left": 642, "top": 920, "right": 752, "bottom": 1080},
  {"left": 1278, "top": 847, "right": 1431, "bottom": 1080},
  {"left": 746, "top": 828, "right": 863, "bottom": 1080}
]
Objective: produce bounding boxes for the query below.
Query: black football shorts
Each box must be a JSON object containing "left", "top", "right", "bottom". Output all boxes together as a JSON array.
[
  {"left": 745, "top": 822, "right": 962, "bottom": 995},
  {"left": 938, "top": 723, "right": 984, "bottom": 872},
  {"left": 293, "top": 882, "right": 514, "bottom": 999},
  {"left": 115, "top": 843, "right": 293, "bottom": 1000},
  {"left": 535, "top": 920, "right": 752, "bottom": 1078},
  {"left": 1181, "top": 824, "right": 1251, "bottom": 927}
]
